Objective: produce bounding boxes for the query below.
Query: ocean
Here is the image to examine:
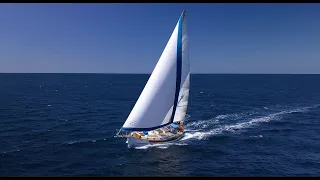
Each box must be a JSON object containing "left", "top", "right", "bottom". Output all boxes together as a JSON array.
[{"left": 0, "top": 73, "right": 320, "bottom": 176}]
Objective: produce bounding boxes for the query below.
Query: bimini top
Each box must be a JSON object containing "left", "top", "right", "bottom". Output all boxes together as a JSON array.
[{"left": 170, "top": 123, "right": 179, "bottom": 129}]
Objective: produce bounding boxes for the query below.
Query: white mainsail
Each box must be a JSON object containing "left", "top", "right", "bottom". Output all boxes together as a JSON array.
[{"left": 121, "top": 10, "right": 189, "bottom": 131}]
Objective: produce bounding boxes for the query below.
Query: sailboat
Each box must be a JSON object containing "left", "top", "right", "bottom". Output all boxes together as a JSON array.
[{"left": 115, "top": 10, "right": 190, "bottom": 147}]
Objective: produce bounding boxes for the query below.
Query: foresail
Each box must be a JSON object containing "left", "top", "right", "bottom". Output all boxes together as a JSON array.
[
  {"left": 173, "top": 11, "right": 190, "bottom": 123},
  {"left": 121, "top": 10, "right": 188, "bottom": 131},
  {"left": 173, "top": 73, "right": 190, "bottom": 123}
]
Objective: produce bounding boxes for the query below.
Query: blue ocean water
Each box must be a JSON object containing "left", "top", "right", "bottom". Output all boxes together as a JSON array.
[{"left": 0, "top": 73, "right": 320, "bottom": 176}]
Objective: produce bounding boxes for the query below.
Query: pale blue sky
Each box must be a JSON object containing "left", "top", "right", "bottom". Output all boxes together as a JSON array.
[{"left": 0, "top": 3, "right": 319, "bottom": 73}]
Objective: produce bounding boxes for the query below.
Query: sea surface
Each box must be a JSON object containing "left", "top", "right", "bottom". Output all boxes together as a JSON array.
[{"left": 0, "top": 73, "right": 320, "bottom": 176}]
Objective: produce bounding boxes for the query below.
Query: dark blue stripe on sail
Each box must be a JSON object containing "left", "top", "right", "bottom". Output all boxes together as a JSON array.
[
  {"left": 169, "top": 15, "right": 183, "bottom": 124},
  {"left": 121, "top": 122, "right": 172, "bottom": 131}
]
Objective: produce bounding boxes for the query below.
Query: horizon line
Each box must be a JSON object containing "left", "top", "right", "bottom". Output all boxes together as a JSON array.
[{"left": 0, "top": 72, "right": 320, "bottom": 75}]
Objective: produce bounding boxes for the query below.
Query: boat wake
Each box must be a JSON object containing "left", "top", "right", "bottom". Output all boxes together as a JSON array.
[
  {"left": 182, "top": 104, "right": 319, "bottom": 141},
  {"left": 133, "top": 104, "right": 319, "bottom": 149}
]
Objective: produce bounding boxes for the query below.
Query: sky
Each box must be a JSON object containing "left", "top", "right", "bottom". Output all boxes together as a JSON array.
[{"left": 0, "top": 3, "right": 319, "bottom": 74}]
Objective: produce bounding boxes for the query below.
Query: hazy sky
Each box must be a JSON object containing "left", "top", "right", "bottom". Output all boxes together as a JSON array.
[{"left": 0, "top": 3, "right": 319, "bottom": 73}]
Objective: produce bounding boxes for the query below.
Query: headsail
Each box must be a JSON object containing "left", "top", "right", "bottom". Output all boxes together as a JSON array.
[
  {"left": 173, "top": 73, "right": 190, "bottom": 123},
  {"left": 121, "top": 10, "right": 189, "bottom": 131},
  {"left": 174, "top": 12, "right": 189, "bottom": 123}
]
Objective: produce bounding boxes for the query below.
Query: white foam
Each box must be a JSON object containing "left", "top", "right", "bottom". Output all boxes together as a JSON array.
[
  {"left": 1, "top": 149, "right": 21, "bottom": 155},
  {"left": 66, "top": 139, "right": 98, "bottom": 145},
  {"left": 181, "top": 104, "right": 319, "bottom": 141},
  {"left": 133, "top": 142, "right": 188, "bottom": 150},
  {"left": 250, "top": 135, "right": 263, "bottom": 138},
  {"left": 187, "top": 118, "right": 219, "bottom": 129}
]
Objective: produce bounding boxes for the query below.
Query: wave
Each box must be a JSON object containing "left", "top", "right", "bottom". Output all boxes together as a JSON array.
[
  {"left": 133, "top": 142, "right": 188, "bottom": 150},
  {"left": 65, "top": 138, "right": 106, "bottom": 145},
  {"left": 1, "top": 149, "right": 21, "bottom": 155}
]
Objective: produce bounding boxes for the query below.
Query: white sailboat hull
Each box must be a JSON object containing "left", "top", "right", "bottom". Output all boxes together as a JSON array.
[{"left": 126, "top": 131, "right": 185, "bottom": 148}]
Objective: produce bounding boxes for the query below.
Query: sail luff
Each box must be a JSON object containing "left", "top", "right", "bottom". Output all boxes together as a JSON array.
[{"left": 121, "top": 10, "right": 187, "bottom": 131}]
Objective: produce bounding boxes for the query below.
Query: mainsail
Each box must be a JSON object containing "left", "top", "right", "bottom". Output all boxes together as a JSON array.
[{"left": 121, "top": 10, "right": 189, "bottom": 131}]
